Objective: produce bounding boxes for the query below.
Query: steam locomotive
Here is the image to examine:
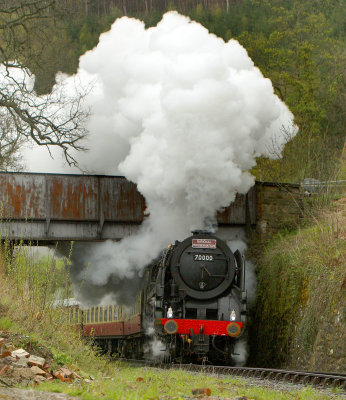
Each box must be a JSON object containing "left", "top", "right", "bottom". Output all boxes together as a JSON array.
[
  {"left": 69, "top": 231, "right": 247, "bottom": 363},
  {"left": 143, "top": 230, "right": 247, "bottom": 363}
]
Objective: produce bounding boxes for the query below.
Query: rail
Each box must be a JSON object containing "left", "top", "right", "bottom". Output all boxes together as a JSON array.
[{"left": 122, "top": 359, "right": 346, "bottom": 389}]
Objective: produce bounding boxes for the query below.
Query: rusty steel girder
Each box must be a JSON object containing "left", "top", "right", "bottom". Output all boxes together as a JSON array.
[{"left": 0, "top": 172, "right": 256, "bottom": 242}]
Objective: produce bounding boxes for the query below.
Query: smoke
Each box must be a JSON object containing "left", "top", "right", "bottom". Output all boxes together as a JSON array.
[
  {"left": 228, "top": 239, "right": 247, "bottom": 255},
  {"left": 146, "top": 337, "right": 167, "bottom": 359},
  {"left": 233, "top": 339, "right": 249, "bottom": 367},
  {"left": 143, "top": 325, "right": 168, "bottom": 360},
  {"left": 16, "top": 12, "right": 297, "bottom": 303}
]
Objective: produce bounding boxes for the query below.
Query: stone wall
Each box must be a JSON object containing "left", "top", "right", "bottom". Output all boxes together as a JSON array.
[{"left": 255, "top": 182, "right": 304, "bottom": 238}]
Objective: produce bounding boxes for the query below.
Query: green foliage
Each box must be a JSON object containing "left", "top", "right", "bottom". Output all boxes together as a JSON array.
[
  {"left": 53, "top": 350, "right": 72, "bottom": 367},
  {"left": 0, "top": 239, "right": 109, "bottom": 374},
  {"left": 5, "top": 243, "right": 72, "bottom": 313},
  {"left": 234, "top": 2, "right": 345, "bottom": 182},
  {"left": 0, "top": 316, "right": 13, "bottom": 330}
]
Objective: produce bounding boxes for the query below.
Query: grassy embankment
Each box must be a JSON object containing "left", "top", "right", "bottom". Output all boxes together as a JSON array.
[
  {"left": 251, "top": 194, "right": 345, "bottom": 372},
  {"left": 0, "top": 240, "right": 340, "bottom": 399}
]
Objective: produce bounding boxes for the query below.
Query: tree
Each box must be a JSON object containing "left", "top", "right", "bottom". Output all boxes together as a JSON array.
[
  {"left": 0, "top": 0, "right": 88, "bottom": 169},
  {"left": 0, "top": 114, "right": 23, "bottom": 170},
  {"left": 236, "top": 1, "right": 345, "bottom": 181}
]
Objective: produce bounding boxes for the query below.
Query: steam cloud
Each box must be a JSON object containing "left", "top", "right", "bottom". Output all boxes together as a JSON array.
[
  {"left": 228, "top": 240, "right": 256, "bottom": 306},
  {"left": 16, "top": 12, "right": 297, "bottom": 304}
]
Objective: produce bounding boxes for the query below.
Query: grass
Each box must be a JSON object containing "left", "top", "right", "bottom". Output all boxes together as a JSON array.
[
  {"left": 0, "top": 316, "right": 13, "bottom": 330},
  {"left": 36, "top": 366, "right": 335, "bottom": 400},
  {"left": 0, "top": 241, "right": 106, "bottom": 372},
  {"left": 251, "top": 196, "right": 345, "bottom": 371}
]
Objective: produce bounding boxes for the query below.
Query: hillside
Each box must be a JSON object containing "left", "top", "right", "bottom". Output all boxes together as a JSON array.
[{"left": 250, "top": 196, "right": 345, "bottom": 371}]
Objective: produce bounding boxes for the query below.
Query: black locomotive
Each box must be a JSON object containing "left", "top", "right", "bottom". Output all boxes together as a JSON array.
[{"left": 142, "top": 230, "right": 247, "bottom": 363}]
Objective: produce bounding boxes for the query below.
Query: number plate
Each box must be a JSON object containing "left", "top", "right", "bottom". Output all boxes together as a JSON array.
[{"left": 193, "top": 254, "right": 214, "bottom": 261}]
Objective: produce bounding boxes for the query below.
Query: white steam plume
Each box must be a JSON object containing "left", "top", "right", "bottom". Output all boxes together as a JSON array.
[{"left": 16, "top": 12, "right": 297, "bottom": 303}]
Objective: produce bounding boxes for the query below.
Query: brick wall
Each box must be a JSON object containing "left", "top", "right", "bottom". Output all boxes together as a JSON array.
[{"left": 255, "top": 182, "right": 304, "bottom": 238}]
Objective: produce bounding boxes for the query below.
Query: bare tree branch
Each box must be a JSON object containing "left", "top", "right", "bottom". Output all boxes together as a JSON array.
[{"left": 0, "top": 0, "right": 89, "bottom": 169}]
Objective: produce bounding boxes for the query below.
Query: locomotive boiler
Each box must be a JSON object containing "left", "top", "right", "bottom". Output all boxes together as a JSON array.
[{"left": 142, "top": 230, "right": 247, "bottom": 363}]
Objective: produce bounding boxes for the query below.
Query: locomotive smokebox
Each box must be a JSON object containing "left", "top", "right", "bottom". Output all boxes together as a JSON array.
[{"left": 170, "top": 233, "right": 236, "bottom": 300}]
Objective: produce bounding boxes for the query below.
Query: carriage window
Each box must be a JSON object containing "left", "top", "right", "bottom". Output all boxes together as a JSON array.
[
  {"left": 104, "top": 307, "right": 108, "bottom": 322},
  {"left": 95, "top": 308, "right": 99, "bottom": 322},
  {"left": 91, "top": 308, "right": 94, "bottom": 322},
  {"left": 109, "top": 306, "right": 112, "bottom": 321},
  {"left": 113, "top": 307, "right": 118, "bottom": 321},
  {"left": 100, "top": 307, "right": 103, "bottom": 322},
  {"left": 87, "top": 310, "right": 90, "bottom": 323}
]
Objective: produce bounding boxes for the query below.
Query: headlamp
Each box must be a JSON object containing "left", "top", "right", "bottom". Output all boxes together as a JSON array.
[{"left": 230, "top": 309, "right": 236, "bottom": 321}]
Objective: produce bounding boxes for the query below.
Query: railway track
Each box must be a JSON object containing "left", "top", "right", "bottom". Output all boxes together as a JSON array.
[{"left": 123, "top": 359, "right": 346, "bottom": 389}]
